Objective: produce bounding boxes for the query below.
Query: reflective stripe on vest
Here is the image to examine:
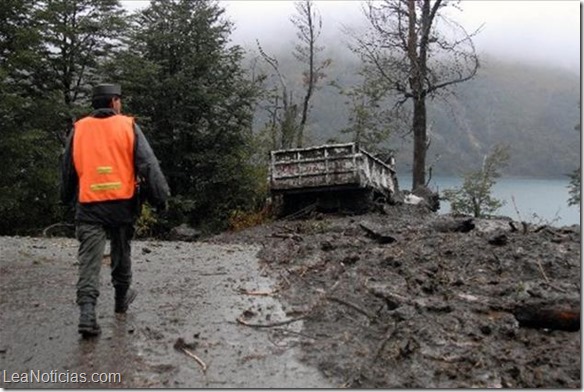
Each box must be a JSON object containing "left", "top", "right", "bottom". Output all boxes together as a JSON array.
[{"left": 73, "top": 115, "right": 136, "bottom": 203}]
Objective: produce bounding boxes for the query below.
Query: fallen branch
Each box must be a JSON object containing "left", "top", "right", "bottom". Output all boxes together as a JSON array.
[
  {"left": 326, "top": 296, "right": 375, "bottom": 320},
  {"left": 237, "top": 288, "right": 278, "bottom": 296},
  {"left": 270, "top": 233, "right": 303, "bottom": 241},
  {"left": 42, "top": 222, "right": 74, "bottom": 237},
  {"left": 373, "top": 324, "right": 396, "bottom": 360},
  {"left": 236, "top": 314, "right": 309, "bottom": 328},
  {"left": 535, "top": 259, "right": 550, "bottom": 282},
  {"left": 236, "top": 280, "right": 342, "bottom": 329},
  {"left": 283, "top": 203, "right": 317, "bottom": 221},
  {"left": 199, "top": 271, "right": 228, "bottom": 276},
  {"left": 272, "top": 327, "right": 324, "bottom": 340},
  {"left": 173, "top": 338, "right": 207, "bottom": 373}
]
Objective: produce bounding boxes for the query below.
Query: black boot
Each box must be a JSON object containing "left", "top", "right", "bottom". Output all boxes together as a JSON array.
[
  {"left": 78, "top": 303, "right": 101, "bottom": 337},
  {"left": 115, "top": 287, "right": 137, "bottom": 313}
]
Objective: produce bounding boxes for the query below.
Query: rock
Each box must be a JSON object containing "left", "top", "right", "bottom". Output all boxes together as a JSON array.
[
  {"left": 432, "top": 217, "right": 475, "bottom": 233},
  {"left": 341, "top": 254, "right": 360, "bottom": 265},
  {"left": 488, "top": 233, "right": 508, "bottom": 246},
  {"left": 412, "top": 185, "right": 440, "bottom": 212},
  {"left": 169, "top": 224, "right": 201, "bottom": 242},
  {"left": 321, "top": 241, "right": 334, "bottom": 251},
  {"left": 404, "top": 194, "right": 424, "bottom": 205},
  {"left": 474, "top": 218, "right": 515, "bottom": 234}
]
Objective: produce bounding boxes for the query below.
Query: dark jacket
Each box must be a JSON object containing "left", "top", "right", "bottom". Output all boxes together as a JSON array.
[{"left": 60, "top": 109, "right": 170, "bottom": 225}]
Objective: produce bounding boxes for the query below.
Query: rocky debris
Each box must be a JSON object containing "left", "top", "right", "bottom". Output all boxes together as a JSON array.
[
  {"left": 412, "top": 185, "right": 440, "bottom": 212},
  {"left": 359, "top": 221, "right": 399, "bottom": 244},
  {"left": 488, "top": 232, "right": 508, "bottom": 246},
  {"left": 213, "top": 204, "right": 581, "bottom": 388},
  {"left": 431, "top": 216, "right": 475, "bottom": 233}
]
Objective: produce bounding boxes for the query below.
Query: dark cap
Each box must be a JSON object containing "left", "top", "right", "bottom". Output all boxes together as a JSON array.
[{"left": 92, "top": 83, "right": 121, "bottom": 98}]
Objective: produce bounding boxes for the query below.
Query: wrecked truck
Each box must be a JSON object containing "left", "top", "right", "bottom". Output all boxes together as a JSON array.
[{"left": 269, "top": 142, "right": 400, "bottom": 215}]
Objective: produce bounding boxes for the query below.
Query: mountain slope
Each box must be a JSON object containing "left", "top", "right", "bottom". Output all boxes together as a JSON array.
[{"left": 263, "top": 54, "right": 580, "bottom": 179}]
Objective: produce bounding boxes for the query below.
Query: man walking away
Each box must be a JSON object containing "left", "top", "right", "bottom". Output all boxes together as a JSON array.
[{"left": 60, "top": 83, "right": 170, "bottom": 338}]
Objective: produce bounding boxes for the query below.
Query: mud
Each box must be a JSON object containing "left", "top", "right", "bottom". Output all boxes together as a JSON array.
[
  {"left": 0, "top": 204, "right": 581, "bottom": 388},
  {"left": 0, "top": 238, "right": 330, "bottom": 388},
  {"left": 213, "top": 205, "right": 581, "bottom": 388}
]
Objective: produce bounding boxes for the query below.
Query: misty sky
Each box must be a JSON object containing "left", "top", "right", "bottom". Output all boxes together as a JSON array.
[{"left": 122, "top": 1, "right": 580, "bottom": 72}]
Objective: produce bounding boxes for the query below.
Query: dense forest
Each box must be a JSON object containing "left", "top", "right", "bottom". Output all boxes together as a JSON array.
[{"left": 0, "top": 0, "right": 579, "bottom": 236}]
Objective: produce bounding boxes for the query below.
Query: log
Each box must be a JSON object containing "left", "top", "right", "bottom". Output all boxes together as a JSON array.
[{"left": 513, "top": 305, "right": 580, "bottom": 332}]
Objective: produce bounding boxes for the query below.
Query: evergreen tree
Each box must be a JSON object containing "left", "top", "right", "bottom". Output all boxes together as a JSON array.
[
  {"left": 0, "top": 0, "right": 128, "bottom": 234},
  {"left": 109, "top": 0, "right": 262, "bottom": 232},
  {"left": 0, "top": 0, "right": 61, "bottom": 234},
  {"left": 36, "top": 0, "right": 127, "bottom": 144}
]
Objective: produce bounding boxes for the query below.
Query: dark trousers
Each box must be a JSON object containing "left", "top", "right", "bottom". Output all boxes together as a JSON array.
[{"left": 76, "top": 223, "right": 134, "bottom": 305}]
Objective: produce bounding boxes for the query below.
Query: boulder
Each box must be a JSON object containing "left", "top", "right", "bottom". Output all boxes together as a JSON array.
[{"left": 169, "top": 224, "right": 201, "bottom": 242}]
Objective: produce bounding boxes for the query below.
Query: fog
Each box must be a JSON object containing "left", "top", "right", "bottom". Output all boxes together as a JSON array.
[
  {"left": 122, "top": 0, "right": 580, "bottom": 72},
  {"left": 222, "top": 1, "right": 580, "bottom": 72}
]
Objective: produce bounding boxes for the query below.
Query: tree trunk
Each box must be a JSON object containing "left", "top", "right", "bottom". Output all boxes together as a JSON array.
[
  {"left": 412, "top": 97, "right": 427, "bottom": 189},
  {"left": 296, "top": 1, "right": 315, "bottom": 148}
]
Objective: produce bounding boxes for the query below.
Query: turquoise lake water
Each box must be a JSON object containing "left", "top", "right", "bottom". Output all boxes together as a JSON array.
[{"left": 397, "top": 175, "right": 581, "bottom": 227}]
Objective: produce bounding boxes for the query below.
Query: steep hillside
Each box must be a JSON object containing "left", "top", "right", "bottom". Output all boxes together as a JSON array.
[{"left": 422, "top": 58, "right": 580, "bottom": 177}]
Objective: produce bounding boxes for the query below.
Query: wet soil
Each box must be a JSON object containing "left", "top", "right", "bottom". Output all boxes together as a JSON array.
[
  {"left": 0, "top": 204, "right": 580, "bottom": 388},
  {"left": 212, "top": 205, "right": 581, "bottom": 388},
  {"left": 0, "top": 238, "right": 330, "bottom": 388}
]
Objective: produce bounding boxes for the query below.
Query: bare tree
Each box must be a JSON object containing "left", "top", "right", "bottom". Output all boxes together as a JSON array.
[
  {"left": 256, "top": 40, "right": 297, "bottom": 149},
  {"left": 352, "top": 0, "right": 480, "bottom": 189},
  {"left": 255, "top": 0, "right": 330, "bottom": 150},
  {"left": 291, "top": 0, "right": 330, "bottom": 148}
]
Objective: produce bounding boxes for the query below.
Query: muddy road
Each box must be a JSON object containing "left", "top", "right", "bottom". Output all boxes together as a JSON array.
[
  {"left": 0, "top": 237, "right": 330, "bottom": 388},
  {"left": 0, "top": 204, "right": 581, "bottom": 388}
]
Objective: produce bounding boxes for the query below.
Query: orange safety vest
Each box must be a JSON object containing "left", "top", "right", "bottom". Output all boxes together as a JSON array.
[{"left": 73, "top": 115, "right": 136, "bottom": 203}]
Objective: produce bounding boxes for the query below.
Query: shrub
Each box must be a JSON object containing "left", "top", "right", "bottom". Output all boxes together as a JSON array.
[{"left": 443, "top": 144, "right": 510, "bottom": 218}]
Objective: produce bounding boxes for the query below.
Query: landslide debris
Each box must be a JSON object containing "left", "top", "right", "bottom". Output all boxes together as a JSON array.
[{"left": 211, "top": 204, "right": 581, "bottom": 388}]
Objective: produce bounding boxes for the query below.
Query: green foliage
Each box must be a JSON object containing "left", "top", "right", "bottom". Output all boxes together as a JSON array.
[
  {"left": 37, "top": 0, "right": 128, "bottom": 143},
  {"left": 135, "top": 204, "right": 158, "bottom": 238},
  {"left": 0, "top": 0, "right": 128, "bottom": 235},
  {"left": 107, "top": 0, "right": 264, "bottom": 233},
  {"left": 0, "top": 0, "right": 61, "bottom": 234},
  {"left": 421, "top": 58, "right": 580, "bottom": 178},
  {"left": 443, "top": 144, "right": 510, "bottom": 218},
  {"left": 335, "top": 71, "right": 403, "bottom": 155},
  {"left": 0, "top": 0, "right": 578, "bottom": 237},
  {"left": 567, "top": 168, "right": 580, "bottom": 207},
  {"left": 228, "top": 204, "right": 272, "bottom": 232},
  {"left": 567, "top": 113, "right": 580, "bottom": 208}
]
